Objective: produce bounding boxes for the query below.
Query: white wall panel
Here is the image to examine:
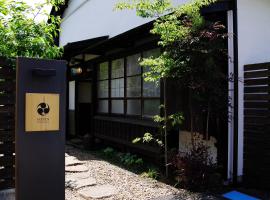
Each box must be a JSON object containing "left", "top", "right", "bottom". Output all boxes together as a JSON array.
[
  {"left": 69, "top": 81, "right": 75, "bottom": 110},
  {"left": 59, "top": 0, "right": 189, "bottom": 46},
  {"left": 237, "top": 0, "right": 270, "bottom": 176}
]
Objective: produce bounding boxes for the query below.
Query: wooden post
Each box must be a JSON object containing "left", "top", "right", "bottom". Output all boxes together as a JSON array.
[{"left": 15, "top": 57, "right": 66, "bottom": 200}]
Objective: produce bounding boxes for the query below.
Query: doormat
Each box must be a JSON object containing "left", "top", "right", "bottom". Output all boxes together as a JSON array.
[{"left": 223, "top": 191, "right": 261, "bottom": 200}]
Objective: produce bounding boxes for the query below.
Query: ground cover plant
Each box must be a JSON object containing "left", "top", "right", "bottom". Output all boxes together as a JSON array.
[{"left": 100, "top": 147, "right": 160, "bottom": 180}]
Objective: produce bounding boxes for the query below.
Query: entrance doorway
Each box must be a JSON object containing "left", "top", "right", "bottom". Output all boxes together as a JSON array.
[
  {"left": 75, "top": 81, "right": 92, "bottom": 137},
  {"left": 68, "top": 80, "right": 92, "bottom": 139}
]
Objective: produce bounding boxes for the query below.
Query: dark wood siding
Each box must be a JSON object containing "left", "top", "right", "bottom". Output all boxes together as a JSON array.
[
  {"left": 0, "top": 57, "right": 15, "bottom": 190},
  {"left": 243, "top": 63, "right": 270, "bottom": 189},
  {"left": 93, "top": 116, "right": 161, "bottom": 161}
]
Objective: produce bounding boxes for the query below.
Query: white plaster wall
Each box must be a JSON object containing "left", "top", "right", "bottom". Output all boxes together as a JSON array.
[
  {"left": 237, "top": 0, "right": 270, "bottom": 176},
  {"left": 179, "top": 131, "right": 218, "bottom": 163},
  {"left": 59, "top": 0, "right": 189, "bottom": 46},
  {"left": 69, "top": 81, "right": 75, "bottom": 110},
  {"left": 63, "top": 0, "right": 86, "bottom": 18}
]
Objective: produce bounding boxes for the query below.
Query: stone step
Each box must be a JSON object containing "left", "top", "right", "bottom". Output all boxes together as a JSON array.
[
  {"left": 65, "top": 165, "right": 89, "bottom": 173},
  {"left": 66, "top": 172, "right": 91, "bottom": 180},
  {"left": 65, "top": 156, "right": 85, "bottom": 166},
  {"left": 66, "top": 177, "right": 97, "bottom": 190},
  {"left": 150, "top": 195, "right": 179, "bottom": 200},
  {"left": 78, "top": 184, "right": 117, "bottom": 199}
]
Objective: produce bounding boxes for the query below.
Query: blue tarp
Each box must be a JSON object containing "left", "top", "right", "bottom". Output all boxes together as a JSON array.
[{"left": 223, "top": 191, "right": 261, "bottom": 200}]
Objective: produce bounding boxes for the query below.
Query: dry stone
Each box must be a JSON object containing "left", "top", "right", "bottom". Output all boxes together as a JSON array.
[
  {"left": 66, "top": 177, "right": 96, "bottom": 190},
  {"left": 66, "top": 156, "right": 85, "bottom": 166},
  {"left": 66, "top": 172, "right": 91, "bottom": 180},
  {"left": 78, "top": 184, "right": 117, "bottom": 199},
  {"left": 65, "top": 165, "right": 89, "bottom": 173},
  {"left": 150, "top": 195, "right": 178, "bottom": 200}
]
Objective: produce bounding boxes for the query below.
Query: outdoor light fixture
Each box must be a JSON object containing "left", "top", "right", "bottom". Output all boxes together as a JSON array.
[{"left": 71, "top": 67, "right": 83, "bottom": 76}]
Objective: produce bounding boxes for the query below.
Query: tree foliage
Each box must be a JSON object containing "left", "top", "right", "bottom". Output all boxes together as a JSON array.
[
  {"left": 0, "top": 0, "right": 64, "bottom": 58},
  {"left": 116, "top": 0, "right": 218, "bottom": 82},
  {"left": 116, "top": 0, "right": 228, "bottom": 179},
  {"left": 116, "top": 0, "right": 227, "bottom": 128}
]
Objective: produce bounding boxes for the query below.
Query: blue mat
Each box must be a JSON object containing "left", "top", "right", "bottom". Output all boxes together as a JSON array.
[{"left": 223, "top": 191, "right": 261, "bottom": 200}]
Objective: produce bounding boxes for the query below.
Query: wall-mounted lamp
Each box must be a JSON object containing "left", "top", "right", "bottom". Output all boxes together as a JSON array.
[{"left": 70, "top": 67, "right": 82, "bottom": 76}]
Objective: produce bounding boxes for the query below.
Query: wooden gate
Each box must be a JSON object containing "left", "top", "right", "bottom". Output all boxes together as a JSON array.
[
  {"left": 244, "top": 63, "right": 270, "bottom": 188},
  {"left": 0, "top": 57, "right": 15, "bottom": 190}
]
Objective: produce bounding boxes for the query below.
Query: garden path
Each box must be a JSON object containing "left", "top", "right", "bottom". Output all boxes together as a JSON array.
[{"left": 65, "top": 145, "right": 222, "bottom": 200}]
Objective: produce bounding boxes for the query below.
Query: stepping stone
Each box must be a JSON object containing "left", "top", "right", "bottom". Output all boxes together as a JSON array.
[
  {"left": 66, "top": 156, "right": 85, "bottom": 166},
  {"left": 65, "top": 165, "right": 89, "bottom": 173},
  {"left": 78, "top": 184, "right": 117, "bottom": 199},
  {"left": 66, "top": 172, "right": 91, "bottom": 180},
  {"left": 66, "top": 177, "right": 96, "bottom": 189},
  {"left": 65, "top": 153, "right": 69, "bottom": 157},
  {"left": 151, "top": 195, "right": 178, "bottom": 200}
]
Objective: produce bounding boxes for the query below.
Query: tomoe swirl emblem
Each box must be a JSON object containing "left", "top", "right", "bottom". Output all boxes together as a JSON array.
[{"left": 37, "top": 102, "right": 50, "bottom": 116}]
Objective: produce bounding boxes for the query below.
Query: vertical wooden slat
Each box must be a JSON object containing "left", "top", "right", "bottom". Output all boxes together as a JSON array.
[
  {"left": 0, "top": 57, "right": 16, "bottom": 190},
  {"left": 93, "top": 117, "right": 160, "bottom": 156},
  {"left": 243, "top": 63, "right": 270, "bottom": 189}
]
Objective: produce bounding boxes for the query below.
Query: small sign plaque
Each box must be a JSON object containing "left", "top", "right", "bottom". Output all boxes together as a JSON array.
[{"left": 25, "top": 93, "right": 60, "bottom": 132}]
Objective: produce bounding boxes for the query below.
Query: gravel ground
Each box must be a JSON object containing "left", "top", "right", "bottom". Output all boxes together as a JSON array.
[{"left": 65, "top": 145, "right": 222, "bottom": 200}]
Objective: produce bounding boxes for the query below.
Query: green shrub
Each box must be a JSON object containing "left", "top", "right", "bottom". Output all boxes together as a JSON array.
[
  {"left": 102, "top": 147, "right": 115, "bottom": 158},
  {"left": 141, "top": 168, "right": 159, "bottom": 180},
  {"left": 170, "top": 137, "right": 222, "bottom": 191},
  {"left": 120, "top": 153, "right": 143, "bottom": 167}
]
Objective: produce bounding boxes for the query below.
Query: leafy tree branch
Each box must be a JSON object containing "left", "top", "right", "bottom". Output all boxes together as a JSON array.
[{"left": 0, "top": 0, "right": 64, "bottom": 58}]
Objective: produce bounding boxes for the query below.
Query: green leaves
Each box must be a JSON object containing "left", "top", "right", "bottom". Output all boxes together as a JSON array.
[
  {"left": 120, "top": 153, "right": 144, "bottom": 167},
  {"left": 169, "top": 112, "right": 184, "bottom": 127},
  {"left": 116, "top": 1, "right": 226, "bottom": 163},
  {"left": 0, "top": 0, "right": 63, "bottom": 59},
  {"left": 141, "top": 51, "right": 177, "bottom": 83},
  {"left": 132, "top": 132, "right": 163, "bottom": 147},
  {"left": 116, "top": 0, "right": 218, "bottom": 83},
  {"left": 132, "top": 137, "right": 141, "bottom": 144},
  {"left": 115, "top": 0, "right": 173, "bottom": 18}
]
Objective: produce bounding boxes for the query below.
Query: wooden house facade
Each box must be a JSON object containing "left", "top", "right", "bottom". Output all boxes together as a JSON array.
[{"left": 51, "top": 0, "right": 270, "bottom": 189}]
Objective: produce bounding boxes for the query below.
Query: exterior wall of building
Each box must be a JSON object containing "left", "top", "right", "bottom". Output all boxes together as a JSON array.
[
  {"left": 237, "top": 0, "right": 270, "bottom": 177},
  {"left": 60, "top": 0, "right": 233, "bottom": 177},
  {"left": 69, "top": 81, "right": 76, "bottom": 136},
  {"left": 59, "top": 0, "right": 189, "bottom": 46},
  {"left": 179, "top": 131, "right": 218, "bottom": 163},
  {"left": 69, "top": 81, "right": 76, "bottom": 110}
]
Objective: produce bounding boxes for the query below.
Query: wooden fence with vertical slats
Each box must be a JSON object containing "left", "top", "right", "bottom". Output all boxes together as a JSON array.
[
  {"left": 93, "top": 116, "right": 162, "bottom": 162},
  {"left": 0, "top": 57, "right": 15, "bottom": 190},
  {"left": 243, "top": 62, "right": 270, "bottom": 189}
]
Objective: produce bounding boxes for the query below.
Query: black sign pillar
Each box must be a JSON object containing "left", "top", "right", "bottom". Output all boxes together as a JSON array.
[{"left": 16, "top": 58, "right": 66, "bottom": 200}]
